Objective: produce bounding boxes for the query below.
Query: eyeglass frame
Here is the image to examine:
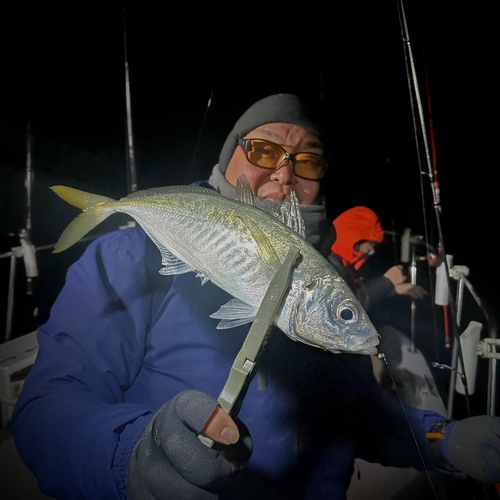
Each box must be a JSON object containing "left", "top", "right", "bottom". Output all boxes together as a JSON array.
[{"left": 237, "top": 137, "right": 328, "bottom": 181}]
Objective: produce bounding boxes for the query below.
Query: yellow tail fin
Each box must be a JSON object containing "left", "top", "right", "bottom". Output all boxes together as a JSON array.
[
  {"left": 51, "top": 186, "right": 116, "bottom": 253},
  {"left": 51, "top": 185, "right": 114, "bottom": 210}
]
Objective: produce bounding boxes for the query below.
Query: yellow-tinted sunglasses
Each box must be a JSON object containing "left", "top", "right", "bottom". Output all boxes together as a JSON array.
[{"left": 238, "top": 138, "right": 327, "bottom": 181}]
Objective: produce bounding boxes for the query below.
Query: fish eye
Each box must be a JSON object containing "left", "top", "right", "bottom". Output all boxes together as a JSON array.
[{"left": 337, "top": 299, "right": 359, "bottom": 324}]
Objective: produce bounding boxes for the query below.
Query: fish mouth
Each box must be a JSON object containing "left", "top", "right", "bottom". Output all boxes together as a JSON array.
[
  {"left": 342, "top": 331, "right": 380, "bottom": 355},
  {"left": 299, "top": 336, "right": 379, "bottom": 356}
]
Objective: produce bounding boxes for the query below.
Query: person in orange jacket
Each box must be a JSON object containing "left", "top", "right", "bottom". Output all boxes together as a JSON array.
[
  {"left": 328, "top": 206, "right": 439, "bottom": 407},
  {"left": 328, "top": 206, "right": 427, "bottom": 313}
]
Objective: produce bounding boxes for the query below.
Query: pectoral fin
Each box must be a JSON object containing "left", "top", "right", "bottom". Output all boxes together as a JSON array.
[{"left": 209, "top": 299, "right": 258, "bottom": 329}]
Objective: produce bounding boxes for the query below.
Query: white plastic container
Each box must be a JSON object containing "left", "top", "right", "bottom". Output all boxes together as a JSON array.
[{"left": 0, "top": 331, "right": 39, "bottom": 427}]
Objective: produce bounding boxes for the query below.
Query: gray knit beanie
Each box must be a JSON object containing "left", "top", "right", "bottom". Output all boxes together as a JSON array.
[{"left": 218, "top": 94, "right": 324, "bottom": 173}]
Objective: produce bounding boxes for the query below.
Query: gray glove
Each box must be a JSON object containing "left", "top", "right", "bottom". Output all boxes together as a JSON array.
[
  {"left": 127, "top": 390, "right": 234, "bottom": 499},
  {"left": 447, "top": 415, "right": 500, "bottom": 483},
  {"left": 400, "top": 284, "right": 428, "bottom": 300}
]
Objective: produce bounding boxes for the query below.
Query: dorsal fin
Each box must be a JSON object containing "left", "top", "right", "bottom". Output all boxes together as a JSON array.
[
  {"left": 278, "top": 191, "right": 306, "bottom": 239},
  {"left": 235, "top": 175, "right": 255, "bottom": 205}
]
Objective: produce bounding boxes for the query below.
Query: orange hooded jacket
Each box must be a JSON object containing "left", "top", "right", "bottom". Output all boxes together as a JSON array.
[{"left": 331, "top": 206, "right": 384, "bottom": 271}]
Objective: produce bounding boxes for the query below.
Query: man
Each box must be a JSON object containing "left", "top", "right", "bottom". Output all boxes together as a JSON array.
[{"left": 11, "top": 94, "right": 500, "bottom": 499}]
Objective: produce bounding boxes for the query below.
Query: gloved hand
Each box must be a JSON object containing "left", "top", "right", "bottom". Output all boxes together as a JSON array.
[
  {"left": 428, "top": 416, "right": 500, "bottom": 483},
  {"left": 383, "top": 265, "right": 407, "bottom": 287},
  {"left": 127, "top": 389, "right": 245, "bottom": 499},
  {"left": 395, "top": 283, "right": 428, "bottom": 299},
  {"left": 446, "top": 416, "right": 500, "bottom": 483},
  {"left": 384, "top": 265, "right": 428, "bottom": 299}
]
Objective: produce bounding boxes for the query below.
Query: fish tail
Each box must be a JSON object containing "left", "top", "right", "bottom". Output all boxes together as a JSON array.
[{"left": 51, "top": 185, "right": 117, "bottom": 253}]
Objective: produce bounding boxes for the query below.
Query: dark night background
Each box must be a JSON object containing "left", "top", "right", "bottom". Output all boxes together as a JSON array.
[{"left": 0, "top": 3, "right": 497, "bottom": 415}]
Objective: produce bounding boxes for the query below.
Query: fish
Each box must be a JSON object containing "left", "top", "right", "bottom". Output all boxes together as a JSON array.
[{"left": 50, "top": 178, "right": 380, "bottom": 355}]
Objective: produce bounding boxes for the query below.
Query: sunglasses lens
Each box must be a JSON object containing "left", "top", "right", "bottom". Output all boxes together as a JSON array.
[
  {"left": 243, "top": 139, "right": 327, "bottom": 180},
  {"left": 246, "top": 140, "right": 284, "bottom": 169},
  {"left": 294, "top": 154, "right": 327, "bottom": 180}
]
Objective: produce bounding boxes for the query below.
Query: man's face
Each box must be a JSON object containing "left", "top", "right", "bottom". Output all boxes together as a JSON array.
[
  {"left": 224, "top": 123, "right": 323, "bottom": 205},
  {"left": 357, "top": 241, "right": 377, "bottom": 258}
]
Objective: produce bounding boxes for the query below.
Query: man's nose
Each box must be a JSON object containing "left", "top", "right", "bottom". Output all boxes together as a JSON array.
[{"left": 269, "top": 161, "right": 294, "bottom": 183}]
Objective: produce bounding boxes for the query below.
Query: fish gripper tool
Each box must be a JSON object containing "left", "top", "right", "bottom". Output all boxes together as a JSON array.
[{"left": 199, "top": 246, "right": 301, "bottom": 467}]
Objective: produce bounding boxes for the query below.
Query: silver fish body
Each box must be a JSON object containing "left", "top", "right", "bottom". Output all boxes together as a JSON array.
[{"left": 51, "top": 184, "right": 379, "bottom": 355}]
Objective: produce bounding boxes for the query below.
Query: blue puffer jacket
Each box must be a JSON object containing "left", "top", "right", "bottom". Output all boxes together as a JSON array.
[{"left": 11, "top": 224, "right": 448, "bottom": 500}]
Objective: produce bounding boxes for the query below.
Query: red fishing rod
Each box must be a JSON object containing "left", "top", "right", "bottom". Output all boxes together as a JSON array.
[{"left": 422, "top": 59, "right": 452, "bottom": 351}]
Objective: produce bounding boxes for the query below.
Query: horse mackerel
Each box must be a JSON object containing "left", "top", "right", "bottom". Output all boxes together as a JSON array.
[{"left": 50, "top": 182, "right": 380, "bottom": 355}]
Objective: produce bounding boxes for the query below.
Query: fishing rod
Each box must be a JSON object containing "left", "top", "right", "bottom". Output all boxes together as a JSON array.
[
  {"left": 4, "top": 8, "right": 137, "bottom": 343},
  {"left": 396, "top": 3, "right": 500, "bottom": 498},
  {"left": 4, "top": 115, "right": 39, "bottom": 343},
  {"left": 185, "top": 78, "right": 219, "bottom": 186},
  {"left": 422, "top": 32, "right": 498, "bottom": 419},
  {"left": 396, "top": 0, "right": 473, "bottom": 418},
  {"left": 123, "top": 6, "right": 137, "bottom": 195},
  {"left": 22, "top": 118, "right": 38, "bottom": 297}
]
